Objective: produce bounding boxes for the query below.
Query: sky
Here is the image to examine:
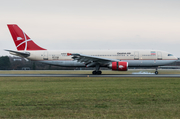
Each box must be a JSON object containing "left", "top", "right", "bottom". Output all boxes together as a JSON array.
[{"left": 0, "top": 0, "right": 180, "bottom": 56}]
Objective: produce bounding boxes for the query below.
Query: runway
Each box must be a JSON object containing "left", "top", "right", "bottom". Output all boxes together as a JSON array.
[{"left": 1, "top": 74, "right": 180, "bottom": 77}]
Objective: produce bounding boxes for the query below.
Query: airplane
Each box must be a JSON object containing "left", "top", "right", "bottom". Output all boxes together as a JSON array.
[{"left": 5, "top": 24, "right": 178, "bottom": 75}]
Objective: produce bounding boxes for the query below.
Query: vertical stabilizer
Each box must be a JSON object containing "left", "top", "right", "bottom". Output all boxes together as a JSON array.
[{"left": 7, "top": 24, "right": 46, "bottom": 51}]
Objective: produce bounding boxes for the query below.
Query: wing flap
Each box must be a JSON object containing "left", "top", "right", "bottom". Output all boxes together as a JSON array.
[{"left": 70, "top": 53, "right": 120, "bottom": 67}]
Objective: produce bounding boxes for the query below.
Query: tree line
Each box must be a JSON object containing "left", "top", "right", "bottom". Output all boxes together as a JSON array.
[{"left": 0, "top": 56, "right": 77, "bottom": 70}]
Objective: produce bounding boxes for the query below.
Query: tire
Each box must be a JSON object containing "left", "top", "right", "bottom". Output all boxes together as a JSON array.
[
  {"left": 155, "top": 71, "right": 158, "bottom": 75},
  {"left": 97, "top": 71, "right": 102, "bottom": 75},
  {"left": 92, "top": 71, "right": 96, "bottom": 75}
]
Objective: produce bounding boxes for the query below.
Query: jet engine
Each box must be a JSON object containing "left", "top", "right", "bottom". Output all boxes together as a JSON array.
[{"left": 108, "top": 62, "right": 128, "bottom": 71}]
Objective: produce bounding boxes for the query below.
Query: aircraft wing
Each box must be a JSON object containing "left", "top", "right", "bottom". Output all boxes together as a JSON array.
[
  {"left": 5, "top": 49, "right": 30, "bottom": 57},
  {"left": 70, "top": 53, "right": 120, "bottom": 67}
]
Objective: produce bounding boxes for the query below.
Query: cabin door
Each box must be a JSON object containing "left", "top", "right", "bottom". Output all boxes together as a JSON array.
[
  {"left": 134, "top": 52, "right": 139, "bottom": 60},
  {"left": 43, "top": 51, "right": 48, "bottom": 60},
  {"left": 157, "top": 52, "right": 162, "bottom": 60}
]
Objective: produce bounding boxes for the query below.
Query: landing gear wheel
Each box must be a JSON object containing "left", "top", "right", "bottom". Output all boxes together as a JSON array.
[
  {"left": 97, "top": 71, "right": 102, "bottom": 75},
  {"left": 155, "top": 71, "right": 158, "bottom": 75},
  {"left": 92, "top": 71, "right": 97, "bottom": 75},
  {"left": 92, "top": 71, "right": 102, "bottom": 75}
]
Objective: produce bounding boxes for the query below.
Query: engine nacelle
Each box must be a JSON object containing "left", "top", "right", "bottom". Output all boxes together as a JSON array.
[{"left": 108, "top": 62, "right": 128, "bottom": 71}]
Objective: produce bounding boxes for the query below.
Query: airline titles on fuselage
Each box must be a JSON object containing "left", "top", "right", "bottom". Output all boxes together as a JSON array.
[{"left": 51, "top": 52, "right": 157, "bottom": 59}]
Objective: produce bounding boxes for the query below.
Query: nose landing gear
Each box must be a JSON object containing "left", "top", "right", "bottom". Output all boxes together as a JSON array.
[{"left": 155, "top": 67, "right": 158, "bottom": 75}]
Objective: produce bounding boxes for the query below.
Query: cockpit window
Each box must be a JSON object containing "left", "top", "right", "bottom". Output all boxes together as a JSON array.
[{"left": 168, "top": 54, "right": 173, "bottom": 56}]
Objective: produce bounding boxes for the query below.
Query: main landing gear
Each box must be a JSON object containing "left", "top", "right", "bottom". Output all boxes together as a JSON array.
[
  {"left": 92, "top": 70, "right": 102, "bottom": 75},
  {"left": 155, "top": 67, "right": 158, "bottom": 75},
  {"left": 92, "top": 64, "right": 102, "bottom": 75}
]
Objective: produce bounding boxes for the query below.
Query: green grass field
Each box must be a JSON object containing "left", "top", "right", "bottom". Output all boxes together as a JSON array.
[{"left": 0, "top": 77, "right": 180, "bottom": 118}]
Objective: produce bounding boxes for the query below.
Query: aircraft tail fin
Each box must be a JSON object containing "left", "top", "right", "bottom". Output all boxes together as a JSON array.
[{"left": 7, "top": 24, "right": 46, "bottom": 51}]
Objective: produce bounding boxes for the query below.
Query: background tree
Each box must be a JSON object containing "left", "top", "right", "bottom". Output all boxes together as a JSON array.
[{"left": 0, "top": 56, "right": 11, "bottom": 70}]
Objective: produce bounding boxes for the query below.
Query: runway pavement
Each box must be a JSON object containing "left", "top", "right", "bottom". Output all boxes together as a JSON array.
[{"left": 1, "top": 74, "right": 180, "bottom": 77}]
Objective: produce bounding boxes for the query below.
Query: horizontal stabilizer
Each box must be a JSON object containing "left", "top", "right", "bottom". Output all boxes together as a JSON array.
[{"left": 5, "top": 49, "right": 30, "bottom": 57}]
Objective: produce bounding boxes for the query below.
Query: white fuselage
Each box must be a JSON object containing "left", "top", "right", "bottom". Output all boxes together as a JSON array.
[{"left": 22, "top": 50, "right": 177, "bottom": 67}]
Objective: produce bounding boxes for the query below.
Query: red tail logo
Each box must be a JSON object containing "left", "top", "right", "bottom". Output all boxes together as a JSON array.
[{"left": 7, "top": 24, "right": 46, "bottom": 51}]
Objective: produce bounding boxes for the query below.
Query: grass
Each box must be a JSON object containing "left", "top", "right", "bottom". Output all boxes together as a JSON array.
[{"left": 0, "top": 77, "right": 180, "bottom": 118}]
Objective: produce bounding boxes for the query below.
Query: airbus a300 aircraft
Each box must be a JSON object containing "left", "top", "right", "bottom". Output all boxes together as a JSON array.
[{"left": 6, "top": 24, "right": 178, "bottom": 75}]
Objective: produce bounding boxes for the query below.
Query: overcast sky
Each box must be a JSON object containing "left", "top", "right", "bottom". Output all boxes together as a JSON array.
[{"left": 0, "top": 0, "right": 180, "bottom": 56}]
